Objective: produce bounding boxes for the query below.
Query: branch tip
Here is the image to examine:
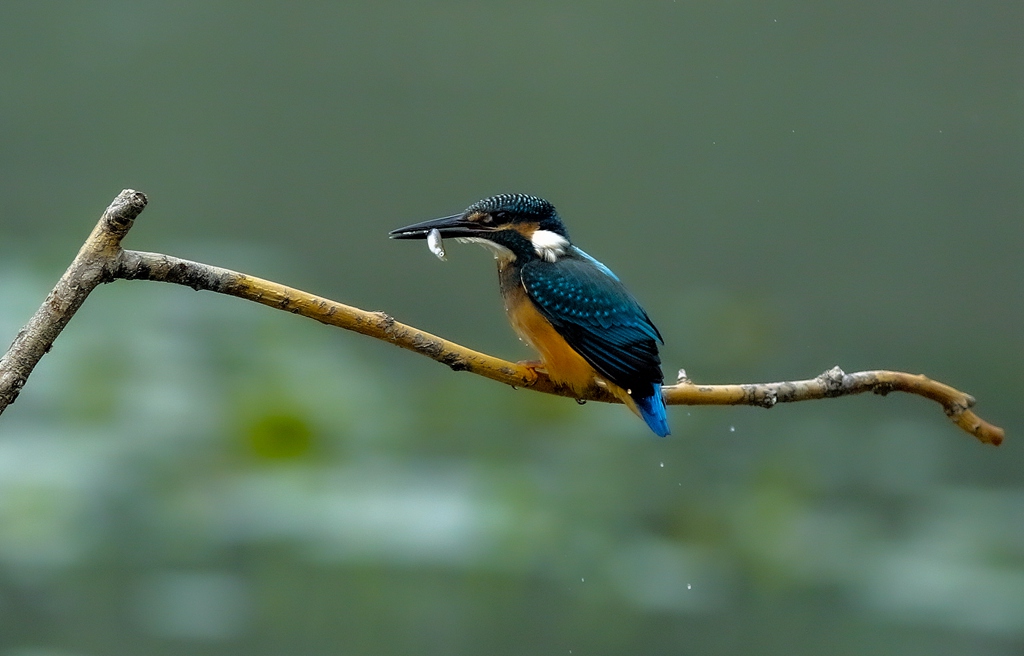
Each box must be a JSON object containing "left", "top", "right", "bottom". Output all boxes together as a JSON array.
[{"left": 102, "top": 189, "right": 148, "bottom": 235}]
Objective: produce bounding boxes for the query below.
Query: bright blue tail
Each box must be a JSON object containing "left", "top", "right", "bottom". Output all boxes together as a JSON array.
[{"left": 635, "top": 384, "right": 670, "bottom": 437}]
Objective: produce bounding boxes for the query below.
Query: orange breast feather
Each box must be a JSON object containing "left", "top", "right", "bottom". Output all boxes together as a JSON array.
[
  {"left": 504, "top": 281, "right": 598, "bottom": 396},
  {"left": 502, "top": 274, "right": 643, "bottom": 417}
]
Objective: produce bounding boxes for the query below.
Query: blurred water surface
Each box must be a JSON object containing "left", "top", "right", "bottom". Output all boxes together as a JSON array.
[{"left": 0, "top": 2, "right": 1021, "bottom": 655}]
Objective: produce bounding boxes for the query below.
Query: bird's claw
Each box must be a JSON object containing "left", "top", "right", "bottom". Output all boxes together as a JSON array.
[{"left": 517, "top": 359, "right": 546, "bottom": 383}]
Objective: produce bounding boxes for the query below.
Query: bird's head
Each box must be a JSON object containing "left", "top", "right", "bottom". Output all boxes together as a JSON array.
[{"left": 390, "top": 193, "right": 571, "bottom": 262}]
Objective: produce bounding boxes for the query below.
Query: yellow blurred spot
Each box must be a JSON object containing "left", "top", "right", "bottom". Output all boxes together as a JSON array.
[{"left": 246, "top": 413, "right": 313, "bottom": 460}]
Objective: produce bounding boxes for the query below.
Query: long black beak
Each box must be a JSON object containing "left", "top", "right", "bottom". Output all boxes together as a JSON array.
[{"left": 389, "top": 213, "right": 479, "bottom": 240}]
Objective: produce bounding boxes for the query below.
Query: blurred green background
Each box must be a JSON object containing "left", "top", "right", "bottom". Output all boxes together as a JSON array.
[{"left": 1, "top": 2, "right": 1021, "bottom": 654}]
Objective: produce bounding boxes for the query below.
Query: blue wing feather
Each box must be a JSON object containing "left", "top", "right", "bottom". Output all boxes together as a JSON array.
[{"left": 520, "top": 249, "right": 664, "bottom": 398}]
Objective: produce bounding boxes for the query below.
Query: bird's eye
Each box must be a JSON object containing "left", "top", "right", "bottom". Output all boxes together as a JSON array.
[{"left": 490, "top": 212, "right": 506, "bottom": 222}]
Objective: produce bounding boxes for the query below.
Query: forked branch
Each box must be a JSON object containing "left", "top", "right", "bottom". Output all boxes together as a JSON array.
[{"left": 0, "top": 190, "right": 1005, "bottom": 446}]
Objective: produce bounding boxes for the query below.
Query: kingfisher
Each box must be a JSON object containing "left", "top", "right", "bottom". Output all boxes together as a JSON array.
[{"left": 389, "top": 193, "right": 669, "bottom": 437}]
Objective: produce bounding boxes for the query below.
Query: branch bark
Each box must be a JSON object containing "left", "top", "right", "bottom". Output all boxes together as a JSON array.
[
  {"left": 0, "top": 190, "right": 148, "bottom": 410},
  {"left": 0, "top": 190, "right": 1006, "bottom": 446}
]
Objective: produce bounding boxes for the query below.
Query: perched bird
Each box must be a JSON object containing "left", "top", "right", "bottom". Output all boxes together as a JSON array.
[{"left": 389, "top": 194, "right": 669, "bottom": 437}]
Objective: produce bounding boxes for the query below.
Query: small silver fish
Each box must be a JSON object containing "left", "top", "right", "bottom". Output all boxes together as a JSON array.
[{"left": 427, "top": 228, "right": 447, "bottom": 261}]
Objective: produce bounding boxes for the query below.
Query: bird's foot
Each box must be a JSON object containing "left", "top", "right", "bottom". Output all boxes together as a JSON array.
[
  {"left": 517, "top": 359, "right": 546, "bottom": 372},
  {"left": 516, "top": 359, "right": 546, "bottom": 384}
]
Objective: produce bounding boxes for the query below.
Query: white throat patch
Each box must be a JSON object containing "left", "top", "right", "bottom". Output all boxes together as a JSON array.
[{"left": 531, "top": 229, "right": 569, "bottom": 262}]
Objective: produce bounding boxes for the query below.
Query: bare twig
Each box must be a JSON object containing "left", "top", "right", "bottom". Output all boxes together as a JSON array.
[
  {"left": 0, "top": 190, "right": 1006, "bottom": 446},
  {"left": 665, "top": 367, "right": 1002, "bottom": 446},
  {"left": 0, "top": 190, "right": 147, "bottom": 411}
]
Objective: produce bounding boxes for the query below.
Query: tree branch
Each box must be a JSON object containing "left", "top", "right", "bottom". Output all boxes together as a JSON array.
[
  {"left": 0, "top": 190, "right": 1005, "bottom": 446},
  {"left": 0, "top": 190, "right": 148, "bottom": 410}
]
